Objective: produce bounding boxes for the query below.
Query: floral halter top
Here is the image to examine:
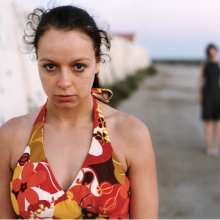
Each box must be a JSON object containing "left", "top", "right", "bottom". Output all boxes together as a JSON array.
[{"left": 10, "top": 88, "right": 130, "bottom": 219}]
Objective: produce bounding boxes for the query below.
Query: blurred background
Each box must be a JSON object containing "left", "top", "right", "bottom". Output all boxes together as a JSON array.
[{"left": 1, "top": 0, "right": 220, "bottom": 218}]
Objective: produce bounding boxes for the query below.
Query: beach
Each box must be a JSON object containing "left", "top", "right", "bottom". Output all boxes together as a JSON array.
[{"left": 118, "top": 64, "right": 220, "bottom": 218}]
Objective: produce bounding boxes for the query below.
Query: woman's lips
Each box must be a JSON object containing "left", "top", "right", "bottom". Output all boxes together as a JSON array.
[{"left": 54, "top": 95, "right": 76, "bottom": 102}]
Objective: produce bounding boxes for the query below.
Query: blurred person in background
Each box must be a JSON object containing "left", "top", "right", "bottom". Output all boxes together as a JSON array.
[
  {"left": 198, "top": 43, "right": 220, "bottom": 156},
  {"left": 0, "top": 5, "right": 158, "bottom": 219}
]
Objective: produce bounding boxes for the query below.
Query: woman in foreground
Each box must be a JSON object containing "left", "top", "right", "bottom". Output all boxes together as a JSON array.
[{"left": 0, "top": 5, "right": 158, "bottom": 219}]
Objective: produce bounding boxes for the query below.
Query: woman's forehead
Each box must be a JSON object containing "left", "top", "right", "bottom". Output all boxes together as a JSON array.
[{"left": 37, "top": 28, "right": 95, "bottom": 60}]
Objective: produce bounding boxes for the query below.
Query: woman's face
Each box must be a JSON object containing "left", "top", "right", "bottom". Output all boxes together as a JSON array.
[
  {"left": 209, "top": 48, "right": 218, "bottom": 60},
  {"left": 37, "top": 28, "right": 100, "bottom": 108}
]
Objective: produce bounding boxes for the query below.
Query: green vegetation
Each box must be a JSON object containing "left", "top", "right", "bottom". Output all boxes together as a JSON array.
[
  {"left": 153, "top": 59, "right": 202, "bottom": 66},
  {"left": 106, "top": 65, "right": 157, "bottom": 107}
]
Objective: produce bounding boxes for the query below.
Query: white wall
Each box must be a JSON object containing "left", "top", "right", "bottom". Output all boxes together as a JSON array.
[
  {"left": 0, "top": 0, "right": 46, "bottom": 124},
  {"left": 99, "top": 36, "right": 151, "bottom": 85}
]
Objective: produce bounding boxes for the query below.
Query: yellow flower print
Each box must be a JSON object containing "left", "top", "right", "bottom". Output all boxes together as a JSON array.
[
  {"left": 54, "top": 191, "right": 82, "bottom": 219},
  {"left": 98, "top": 116, "right": 106, "bottom": 129},
  {"left": 93, "top": 130, "right": 109, "bottom": 144}
]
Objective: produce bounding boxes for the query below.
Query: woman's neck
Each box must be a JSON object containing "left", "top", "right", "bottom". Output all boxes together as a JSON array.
[
  {"left": 45, "top": 94, "right": 94, "bottom": 127},
  {"left": 209, "top": 57, "right": 218, "bottom": 62}
]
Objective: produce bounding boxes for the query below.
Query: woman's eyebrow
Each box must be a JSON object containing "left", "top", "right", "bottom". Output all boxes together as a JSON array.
[
  {"left": 39, "top": 58, "right": 55, "bottom": 62},
  {"left": 73, "top": 58, "right": 91, "bottom": 62},
  {"left": 39, "top": 58, "right": 91, "bottom": 62}
]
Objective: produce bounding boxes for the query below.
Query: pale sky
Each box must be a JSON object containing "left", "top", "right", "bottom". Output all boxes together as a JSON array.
[{"left": 27, "top": 0, "right": 220, "bottom": 59}]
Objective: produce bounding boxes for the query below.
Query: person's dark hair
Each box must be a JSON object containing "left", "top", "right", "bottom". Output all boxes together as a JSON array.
[
  {"left": 24, "top": 5, "right": 111, "bottom": 88},
  {"left": 206, "top": 43, "right": 218, "bottom": 60}
]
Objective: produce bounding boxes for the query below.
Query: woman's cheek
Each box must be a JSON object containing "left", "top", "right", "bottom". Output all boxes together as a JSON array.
[
  {"left": 83, "top": 71, "right": 95, "bottom": 86},
  {"left": 78, "top": 75, "right": 94, "bottom": 95}
]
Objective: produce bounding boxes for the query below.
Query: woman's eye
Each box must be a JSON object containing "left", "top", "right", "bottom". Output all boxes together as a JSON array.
[
  {"left": 44, "top": 64, "right": 56, "bottom": 71},
  {"left": 74, "top": 63, "right": 85, "bottom": 72}
]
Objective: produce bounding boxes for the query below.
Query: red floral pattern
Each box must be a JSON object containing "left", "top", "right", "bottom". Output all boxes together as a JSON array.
[
  {"left": 18, "top": 153, "right": 30, "bottom": 166},
  {"left": 10, "top": 88, "right": 130, "bottom": 219}
]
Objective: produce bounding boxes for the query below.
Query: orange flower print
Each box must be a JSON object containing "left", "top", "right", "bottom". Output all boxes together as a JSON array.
[
  {"left": 97, "top": 182, "right": 113, "bottom": 195},
  {"left": 12, "top": 162, "right": 47, "bottom": 212},
  {"left": 93, "top": 130, "right": 109, "bottom": 144}
]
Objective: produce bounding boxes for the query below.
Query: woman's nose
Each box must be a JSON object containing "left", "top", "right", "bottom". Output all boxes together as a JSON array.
[{"left": 57, "top": 68, "right": 72, "bottom": 89}]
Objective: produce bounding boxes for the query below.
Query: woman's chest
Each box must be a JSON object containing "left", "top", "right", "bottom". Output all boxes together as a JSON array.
[{"left": 43, "top": 125, "right": 94, "bottom": 191}]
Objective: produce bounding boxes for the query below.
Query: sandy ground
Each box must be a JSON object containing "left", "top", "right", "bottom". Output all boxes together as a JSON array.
[{"left": 118, "top": 64, "right": 220, "bottom": 219}]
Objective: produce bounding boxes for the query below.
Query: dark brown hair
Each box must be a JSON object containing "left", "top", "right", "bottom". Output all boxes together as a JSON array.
[
  {"left": 206, "top": 43, "right": 218, "bottom": 60},
  {"left": 24, "top": 5, "right": 111, "bottom": 87}
]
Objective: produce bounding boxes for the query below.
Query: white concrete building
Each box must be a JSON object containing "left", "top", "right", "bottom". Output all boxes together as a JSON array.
[{"left": 0, "top": 0, "right": 45, "bottom": 124}]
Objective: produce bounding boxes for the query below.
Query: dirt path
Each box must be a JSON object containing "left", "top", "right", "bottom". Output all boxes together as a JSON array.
[{"left": 118, "top": 64, "right": 220, "bottom": 218}]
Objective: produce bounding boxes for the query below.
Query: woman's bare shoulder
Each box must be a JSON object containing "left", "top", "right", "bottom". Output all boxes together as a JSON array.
[
  {"left": 103, "top": 102, "right": 148, "bottom": 131},
  {"left": 0, "top": 109, "right": 40, "bottom": 167},
  {"left": 101, "top": 102, "right": 151, "bottom": 147},
  {"left": 0, "top": 110, "right": 39, "bottom": 139}
]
